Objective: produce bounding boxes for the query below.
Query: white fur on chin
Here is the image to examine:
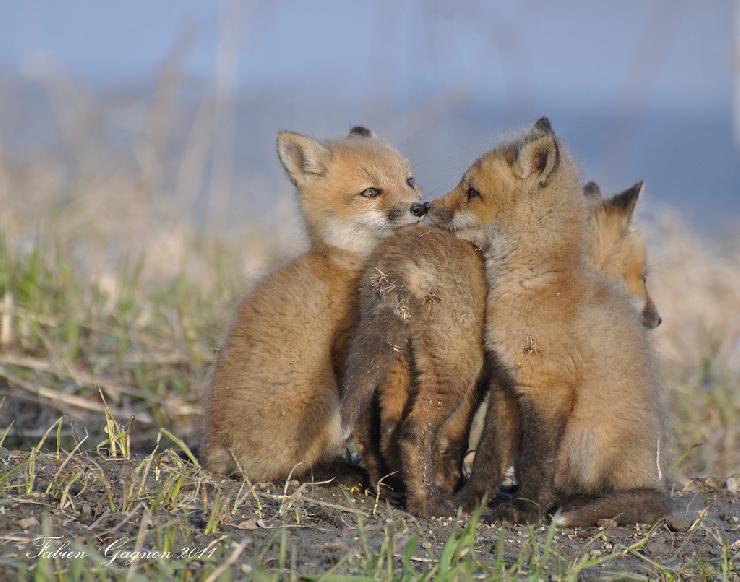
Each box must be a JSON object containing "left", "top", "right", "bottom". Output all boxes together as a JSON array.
[{"left": 321, "top": 211, "right": 390, "bottom": 257}]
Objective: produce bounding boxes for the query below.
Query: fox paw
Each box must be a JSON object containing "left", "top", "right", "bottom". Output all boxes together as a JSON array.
[
  {"left": 451, "top": 486, "right": 487, "bottom": 514},
  {"left": 486, "top": 501, "right": 542, "bottom": 525},
  {"left": 311, "top": 460, "right": 369, "bottom": 489},
  {"left": 407, "top": 493, "right": 456, "bottom": 518},
  {"left": 435, "top": 470, "right": 462, "bottom": 497},
  {"left": 374, "top": 480, "right": 405, "bottom": 507}
]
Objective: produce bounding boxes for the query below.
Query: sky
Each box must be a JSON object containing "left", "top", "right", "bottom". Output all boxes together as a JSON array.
[
  {"left": 0, "top": 0, "right": 737, "bottom": 232},
  {"left": 0, "top": 0, "right": 732, "bottom": 112}
]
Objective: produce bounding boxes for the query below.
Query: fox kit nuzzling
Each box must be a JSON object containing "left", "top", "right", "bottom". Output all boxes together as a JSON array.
[
  {"left": 430, "top": 118, "right": 670, "bottom": 526},
  {"left": 463, "top": 179, "right": 664, "bottom": 507},
  {"left": 341, "top": 176, "right": 662, "bottom": 517},
  {"left": 203, "top": 127, "right": 426, "bottom": 483}
]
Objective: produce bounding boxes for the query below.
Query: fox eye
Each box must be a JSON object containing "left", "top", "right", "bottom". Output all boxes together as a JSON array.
[
  {"left": 466, "top": 187, "right": 481, "bottom": 200},
  {"left": 406, "top": 177, "right": 416, "bottom": 189},
  {"left": 641, "top": 275, "right": 648, "bottom": 284},
  {"left": 360, "top": 187, "right": 381, "bottom": 198}
]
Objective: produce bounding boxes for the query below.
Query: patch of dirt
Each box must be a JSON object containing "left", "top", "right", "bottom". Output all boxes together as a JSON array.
[{"left": 0, "top": 449, "right": 737, "bottom": 578}]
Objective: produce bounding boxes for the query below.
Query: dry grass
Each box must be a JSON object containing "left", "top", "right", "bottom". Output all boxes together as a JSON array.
[
  {"left": 1, "top": 418, "right": 735, "bottom": 580},
  {"left": 646, "top": 213, "right": 740, "bottom": 480}
]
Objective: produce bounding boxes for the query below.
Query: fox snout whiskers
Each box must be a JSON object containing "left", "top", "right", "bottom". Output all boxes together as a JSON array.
[{"left": 425, "top": 205, "right": 453, "bottom": 230}]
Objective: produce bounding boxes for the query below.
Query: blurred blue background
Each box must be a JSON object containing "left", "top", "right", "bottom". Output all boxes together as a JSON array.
[{"left": 1, "top": 0, "right": 737, "bottom": 236}]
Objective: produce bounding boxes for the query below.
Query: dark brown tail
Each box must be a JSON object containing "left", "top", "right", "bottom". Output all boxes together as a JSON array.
[
  {"left": 555, "top": 489, "right": 672, "bottom": 527},
  {"left": 340, "top": 283, "right": 419, "bottom": 440}
]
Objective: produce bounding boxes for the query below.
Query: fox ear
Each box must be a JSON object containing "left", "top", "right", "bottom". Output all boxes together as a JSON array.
[
  {"left": 277, "top": 131, "right": 331, "bottom": 184},
  {"left": 512, "top": 133, "right": 560, "bottom": 185},
  {"left": 606, "top": 180, "right": 643, "bottom": 230},
  {"left": 349, "top": 126, "right": 375, "bottom": 138},
  {"left": 583, "top": 181, "right": 602, "bottom": 199},
  {"left": 533, "top": 116, "right": 554, "bottom": 135}
]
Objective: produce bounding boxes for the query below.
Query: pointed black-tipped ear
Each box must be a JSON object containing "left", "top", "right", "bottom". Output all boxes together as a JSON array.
[
  {"left": 512, "top": 133, "right": 560, "bottom": 185},
  {"left": 583, "top": 181, "right": 602, "bottom": 199},
  {"left": 609, "top": 180, "right": 643, "bottom": 218},
  {"left": 277, "top": 131, "right": 331, "bottom": 184},
  {"left": 533, "top": 116, "right": 554, "bottom": 135},
  {"left": 606, "top": 180, "right": 643, "bottom": 230},
  {"left": 349, "top": 126, "right": 375, "bottom": 138}
]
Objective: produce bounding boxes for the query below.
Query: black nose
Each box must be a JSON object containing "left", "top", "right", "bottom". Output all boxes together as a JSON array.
[
  {"left": 410, "top": 202, "right": 429, "bottom": 217},
  {"left": 644, "top": 311, "right": 662, "bottom": 329}
]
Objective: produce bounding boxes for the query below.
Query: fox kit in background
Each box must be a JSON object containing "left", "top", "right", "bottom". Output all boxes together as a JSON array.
[
  {"left": 341, "top": 178, "right": 662, "bottom": 516},
  {"left": 429, "top": 118, "right": 671, "bottom": 526},
  {"left": 584, "top": 181, "right": 661, "bottom": 329},
  {"left": 203, "top": 126, "right": 426, "bottom": 483}
]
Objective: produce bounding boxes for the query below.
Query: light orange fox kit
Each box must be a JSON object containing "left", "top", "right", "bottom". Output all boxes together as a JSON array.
[
  {"left": 428, "top": 118, "right": 670, "bottom": 525},
  {"left": 468, "top": 179, "right": 664, "bottom": 508},
  {"left": 203, "top": 126, "right": 426, "bottom": 482}
]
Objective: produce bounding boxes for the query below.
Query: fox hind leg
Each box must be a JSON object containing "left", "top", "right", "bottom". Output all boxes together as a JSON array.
[
  {"left": 379, "top": 352, "right": 412, "bottom": 474},
  {"left": 452, "top": 373, "right": 520, "bottom": 512},
  {"left": 434, "top": 390, "right": 477, "bottom": 495},
  {"left": 399, "top": 347, "right": 478, "bottom": 517},
  {"left": 351, "top": 391, "right": 391, "bottom": 489}
]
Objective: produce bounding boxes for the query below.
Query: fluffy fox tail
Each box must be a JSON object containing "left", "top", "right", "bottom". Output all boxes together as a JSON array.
[
  {"left": 340, "top": 280, "right": 419, "bottom": 440},
  {"left": 554, "top": 488, "right": 672, "bottom": 527}
]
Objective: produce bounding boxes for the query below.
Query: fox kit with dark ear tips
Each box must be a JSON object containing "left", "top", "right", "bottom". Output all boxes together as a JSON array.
[
  {"left": 429, "top": 118, "right": 671, "bottom": 526},
  {"left": 585, "top": 181, "right": 661, "bottom": 329},
  {"left": 463, "top": 179, "right": 664, "bottom": 507},
  {"left": 203, "top": 127, "right": 425, "bottom": 483}
]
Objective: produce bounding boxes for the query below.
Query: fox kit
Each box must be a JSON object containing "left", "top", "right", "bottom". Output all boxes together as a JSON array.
[
  {"left": 428, "top": 118, "right": 670, "bottom": 526},
  {"left": 584, "top": 181, "right": 661, "bottom": 329},
  {"left": 341, "top": 225, "right": 487, "bottom": 516},
  {"left": 341, "top": 179, "right": 661, "bottom": 515},
  {"left": 464, "top": 180, "right": 663, "bottom": 503},
  {"left": 203, "top": 126, "right": 426, "bottom": 482}
]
